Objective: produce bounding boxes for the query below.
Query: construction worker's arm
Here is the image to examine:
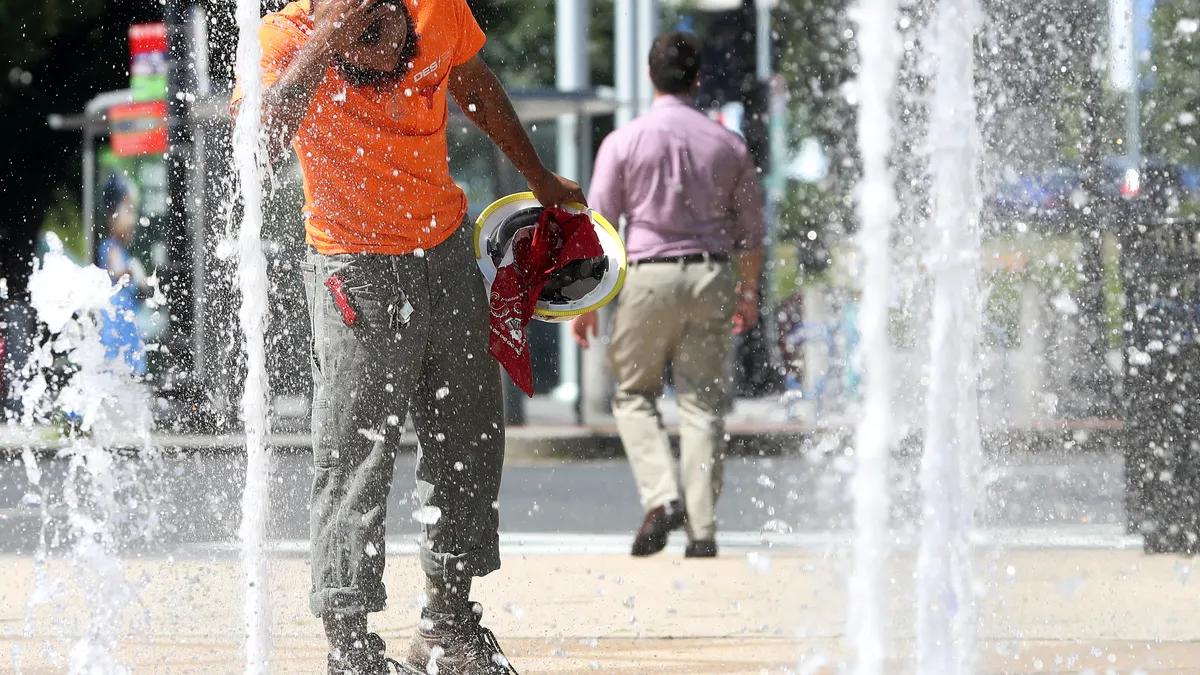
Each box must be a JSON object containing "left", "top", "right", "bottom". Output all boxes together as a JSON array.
[
  {"left": 448, "top": 54, "right": 585, "bottom": 208},
  {"left": 255, "top": 0, "right": 388, "bottom": 161}
]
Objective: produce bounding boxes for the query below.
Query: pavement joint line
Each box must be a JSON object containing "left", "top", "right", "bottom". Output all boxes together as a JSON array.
[{"left": 165, "top": 526, "right": 1143, "bottom": 558}]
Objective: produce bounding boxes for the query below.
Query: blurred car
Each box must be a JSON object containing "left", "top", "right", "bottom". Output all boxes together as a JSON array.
[
  {"left": 989, "top": 159, "right": 1200, "bottom": 227},
  {"left": 990, "top": 167, "right": 1083, "bottom": 220},
  {"left": 1094, "top": 158, "right": 1200, "bottom": 216}
]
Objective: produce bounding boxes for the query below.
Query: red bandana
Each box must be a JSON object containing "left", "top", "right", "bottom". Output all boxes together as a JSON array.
[{"left": 488, "top": 207, "right": 603, "bottom": 396}]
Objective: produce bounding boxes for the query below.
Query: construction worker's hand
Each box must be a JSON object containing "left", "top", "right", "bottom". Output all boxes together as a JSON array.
[
  {"left": 529, "top": 170, "right": 587, "bottom": 209},
  {"left": 312, "top": 0, "right": 395, "bottom": 54},
  {"left": 732, "top": 286, "right": 759, "bottom": 335},
  {"left": 571, "top": 311, "right": 600, "bottom": 349}
]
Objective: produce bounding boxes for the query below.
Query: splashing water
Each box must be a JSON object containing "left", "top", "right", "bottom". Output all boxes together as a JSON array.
[
  {"left": 232, "top": 0, "right": 272, "bottom": 671},
  {"left": 916, "top": 0, "right": 983, "bottom": 669},
  {"left": 19, "top": 234, "right": 157, "bottom": 674},
  {"left": 847, "top": 0, "right": 902, "bottom": 670}
]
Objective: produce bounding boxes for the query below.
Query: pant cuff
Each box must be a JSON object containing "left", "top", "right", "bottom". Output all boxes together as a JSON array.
[
  {"left": 419, "top": 533, "right": 502, "bottom": 580},
  {"left": 309, "top": 587, "right": 387, "bottom": 618}
]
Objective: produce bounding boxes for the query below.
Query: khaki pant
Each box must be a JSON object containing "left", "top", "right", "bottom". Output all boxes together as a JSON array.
[{"left": 608, "top": 259, "right": 736, "bottom": 540}]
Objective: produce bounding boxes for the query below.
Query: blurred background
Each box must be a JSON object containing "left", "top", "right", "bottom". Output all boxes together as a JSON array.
[{"left": 0, "top": 0, "right": 1195, "bottom": 440}]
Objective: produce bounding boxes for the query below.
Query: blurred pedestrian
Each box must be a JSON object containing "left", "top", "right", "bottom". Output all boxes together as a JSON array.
[
  {"left": 571, "top": 31, "right": 765, "bottom": 559},
  {"left": 98, "top": 174, "right": 149, "bottom": 376},
  {"left": 234, "top": 0, "right": 584, "bottom": 673}
]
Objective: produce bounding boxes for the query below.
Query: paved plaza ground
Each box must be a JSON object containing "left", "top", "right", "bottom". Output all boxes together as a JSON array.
[{"left": 3, "top": 547, "right": 1200, "bottom": 674}]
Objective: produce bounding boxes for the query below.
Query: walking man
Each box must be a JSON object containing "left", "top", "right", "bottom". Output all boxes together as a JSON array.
[
  {"left": 571, "top": 31, "right": 765, "bottom": 559},
  {"left": 236, "top": 0, "right": 584, "bottom": 672}
]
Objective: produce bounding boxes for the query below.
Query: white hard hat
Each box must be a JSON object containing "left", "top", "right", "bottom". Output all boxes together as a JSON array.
[{"left": 474, "top": 192, "right": 627, "bottom": 324}]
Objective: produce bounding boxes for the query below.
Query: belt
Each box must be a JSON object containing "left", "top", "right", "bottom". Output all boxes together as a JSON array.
[{"left": 630, "top": 252, "right": 730, "bottom": 266}]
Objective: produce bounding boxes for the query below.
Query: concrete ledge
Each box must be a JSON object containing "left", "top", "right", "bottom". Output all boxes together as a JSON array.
[
  {"left": 0, "top": 424, "right": 815, "bottom": 461},
  {"left": 502, "top": 424, "right": 823, "bottom": 462},
  {"left": 2, "top": 419, "right": 1126, "bottom": 463}
]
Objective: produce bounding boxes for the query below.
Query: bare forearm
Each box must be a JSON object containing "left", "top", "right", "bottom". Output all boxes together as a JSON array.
[
  {"left": 449, "top": 64, "right": 546, "bottom": 181},
  {"left": 261, "top": 38, "right": 333, "bottom": 161}
]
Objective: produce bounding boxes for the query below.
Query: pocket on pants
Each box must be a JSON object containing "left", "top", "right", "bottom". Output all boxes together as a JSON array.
[
  {"left": 316, "top": 256, "right": 403, "bottom": 349},
  {"left": 301, "top": 260, "right": 325, "bottom": 382},
  {"left": 698, "top": 264, "right": 737, "bottom": 322}
]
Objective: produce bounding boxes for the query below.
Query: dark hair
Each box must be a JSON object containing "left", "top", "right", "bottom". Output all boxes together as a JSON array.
[
  {"left": 648, "top": 31, "right": 703, "bottom": 95},
  {"left": 102, "top": 174, "right": 130, "bottom": 223}
]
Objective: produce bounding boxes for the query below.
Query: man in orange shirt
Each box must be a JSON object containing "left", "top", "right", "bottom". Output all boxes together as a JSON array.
[{"left": 237, "top": 1, "right": 584, "bottom": 672}]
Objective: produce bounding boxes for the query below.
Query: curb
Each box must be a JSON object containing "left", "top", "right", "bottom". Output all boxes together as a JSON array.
[{"left": 1, "top": 422, "right": 1124, "bottom": 463}]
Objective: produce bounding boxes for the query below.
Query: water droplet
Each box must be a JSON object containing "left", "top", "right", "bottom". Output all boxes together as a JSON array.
[
  {"left": 747, "top": 552, "right": 771, "bottom": 573},
  {"left": 412, "top": 506, "right": 442, "bottom": 525}
]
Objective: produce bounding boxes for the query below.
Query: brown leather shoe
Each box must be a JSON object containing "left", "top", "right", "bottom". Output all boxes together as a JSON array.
[
  {"left": 631, "top": 500, "right": 687, "bottom": 557},
  {"left": 406, "top": 603, "right": 519, "bottom": 674}
]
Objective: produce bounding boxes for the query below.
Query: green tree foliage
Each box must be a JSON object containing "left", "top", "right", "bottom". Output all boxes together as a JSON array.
[
  {"left": 0, "top": 0, "right": 163, "bottom": 295},
  {"left": 471, "top": 1, "right": 560, "bottom": 87},
  {"left": 772, "top": 0, "right": 855, "bottom": 247},
  {"left": 0, "top": 1, "right": 106, "bottom": 102},
  {"left": 469, "top": 1, "right": 617, "bottom": 88},
  {"left": 0, "top": 0, "right": 623, "bottom": 297},
  {"left": 1145, "top": 0, "right": 1200, "bottom": 165}
]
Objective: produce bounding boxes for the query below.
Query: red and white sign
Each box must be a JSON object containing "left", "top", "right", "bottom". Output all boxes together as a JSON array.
[
  {"left": 129, "top": 22, "right": 168, "bottom": 102},
  {"left": 109, "top": 101, "right": 168, "bottom": 156},
  {"left": 129, "top": 22, "right": 168, "bottom": 74}
]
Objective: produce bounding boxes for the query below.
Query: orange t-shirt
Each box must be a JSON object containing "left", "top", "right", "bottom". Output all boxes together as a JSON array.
[{"left": 236, "top": 0, "right": 486, "bottom": 254}]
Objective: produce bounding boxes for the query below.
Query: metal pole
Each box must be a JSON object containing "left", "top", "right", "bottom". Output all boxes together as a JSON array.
[
  {"left": 165, "top": 0, "right": 197, "bottom": 413},
  {"left": 82, "top": 132, "right": 96, "bottom": 264},
  {"left": 581, "top": 0, "right": 638, "bottom": 422},
  {"left": 759, "top": 1, "right": 783, "bottom": 369},
  {"left": 762, "top": 74, "right": 787, "bottom": 370},
  {"left": 491, "top": 142, "right": 528, "bottom": 425},
  {"left": 756, "top": 0, "right": 772, "bottom": 81},
  {"left": 1125, "top": 0, "right": 1141, "bottom": 166},
  {"left": 187, "top": 5, "right": 211, "bottom": 392},
  {"left": 555, "top": 0, "right": 589, "bottom": 413},
  {"left": 614, "top": 0, "right": 638, "bottom": 127},
  {"left": 635, "top": 0, "right": 659, "bottom": 115}
]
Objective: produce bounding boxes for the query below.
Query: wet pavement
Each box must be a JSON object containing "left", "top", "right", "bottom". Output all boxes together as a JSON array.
[{"left": 3, "top": 548, "right": 1198, "bottom": 674}]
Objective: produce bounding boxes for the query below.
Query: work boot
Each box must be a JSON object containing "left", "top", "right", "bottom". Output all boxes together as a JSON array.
[
  {"left": 406, "top": 603, "right": 520, "bottom": 674},
  {"left": 328, "top": 632, "right": 409, "bottom": 675},
  {"left": 630, "top": 500, "right": 687, "bottom": 557}
]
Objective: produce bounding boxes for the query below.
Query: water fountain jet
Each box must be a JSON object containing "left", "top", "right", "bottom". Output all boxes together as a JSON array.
[
  {"left": 847, "top": 0, "right": 902, "bottom": 671},
  {"left": 231, "top": 0, "right": 272, "bottom": 671}
]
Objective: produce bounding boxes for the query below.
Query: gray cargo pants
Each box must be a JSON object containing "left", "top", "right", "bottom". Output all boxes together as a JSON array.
[{"left": 300, "top": 224, "right": 504, "bottom": 618}]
